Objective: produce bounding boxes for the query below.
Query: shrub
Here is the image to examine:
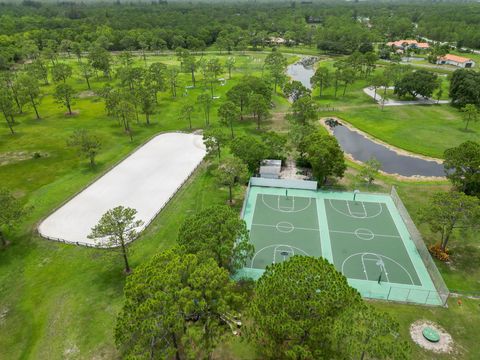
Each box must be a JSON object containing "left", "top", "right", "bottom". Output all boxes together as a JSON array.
[{"left": 429, "top": 243, "right": 450, "bottom": 262}]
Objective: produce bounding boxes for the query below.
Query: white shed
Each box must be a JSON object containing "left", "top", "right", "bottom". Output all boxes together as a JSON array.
[{"left": 259, "top": 159, "right": 282, "bottom": 179}]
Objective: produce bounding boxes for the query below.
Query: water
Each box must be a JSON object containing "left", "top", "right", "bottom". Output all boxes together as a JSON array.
[
  {"left": 331, "top": 124, "right": 445, "bottom": 177},
  {"left": 286, "top": 62, "right": 315, "bottom": 90},
  {"left": 286, "top": 60, "right": 446, "bottom": 177}
]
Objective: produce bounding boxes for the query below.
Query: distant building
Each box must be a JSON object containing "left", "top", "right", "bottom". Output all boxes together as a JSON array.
[
  {"left": 386, "top": 40, "right": 430, "bottom": 50},
  {"left": 306, "top": 15, "right": 322, "bottom": 24},
  {"left": 268, "top": 37, "right": 287, "bottom": 45},
  {"left": 437, "top": 54, "right": 475, "bottom": 68},
  {"left": 259, "top": 159, "right": 282, "bottom": 179}
]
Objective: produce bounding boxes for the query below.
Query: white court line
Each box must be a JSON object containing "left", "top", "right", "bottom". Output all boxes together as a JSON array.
[
  {"left": 328, "top": 199, "right": 383, "bottom": 219},
  {"left": 346, "top": 200, "right": 367, "bottom": 217},
  {"left": 362, "top": 254, "right": 391, "bottom": 283},
  {"left": 361, "top": 201, "right": 367, "bottom": 216},
  {"left": 261, "top": 194, "right": 312, "bottom": 213},
  {"left": 329, "top": 230, "right": 401, "bottom": 238},
  {"left": 275, "top": 222, "right": 295, "bottom": 233},
  {"left": 361, "top": 256, "right": 369, "bottom": 280},
  {"left": 273, "top": 245, "right": 294, "bottom": 263},
  {"left": 278, "top": 196, "right": 295, "bottom": 211},
  {"left": 341, "top": 252, "right": 415, "bottom": 285},
  {"left": 250, "top": 244, "right": 310, "bottom": 268},
  {"left": 252, "top": 223, "right": 320, "bottom": 232}
]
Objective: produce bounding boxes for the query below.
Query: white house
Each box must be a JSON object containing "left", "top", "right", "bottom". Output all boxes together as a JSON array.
[{"left": 437, "top": 54, "right": 475, "bottom": 68}]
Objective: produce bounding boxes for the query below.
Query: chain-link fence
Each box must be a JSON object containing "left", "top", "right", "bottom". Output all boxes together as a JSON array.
[{"left": 390, "top": 186, "right": 450, "bottom": 306}]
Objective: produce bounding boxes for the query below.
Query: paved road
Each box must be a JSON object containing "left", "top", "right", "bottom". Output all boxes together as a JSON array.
[{"left": 363, "top": 87, "right": 450, "bottom": 106}]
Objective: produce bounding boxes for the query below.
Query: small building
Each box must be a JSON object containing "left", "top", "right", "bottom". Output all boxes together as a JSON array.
[
  {"left": 259, "top": 159, "right": 282, "bottom": 179},
  {"left": 306, "top": 15, "right": 322, "bottom": 24},
  {"left": 437, "top": 54, "right": 475, "bottom": 68},
  {"left": 268, "top": 37, "right": 287, "bottom": 45}
]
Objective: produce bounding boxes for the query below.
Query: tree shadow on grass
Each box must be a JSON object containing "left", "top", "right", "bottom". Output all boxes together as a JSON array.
[
  {"left": 89, "top": 249, "right": 127, "bottom": 294},
  {"left": 450, "top": 244, "right": 480, "bottom": 272},
  {"left": 458, "top": 128, "right": 477, "bottom": 134}
]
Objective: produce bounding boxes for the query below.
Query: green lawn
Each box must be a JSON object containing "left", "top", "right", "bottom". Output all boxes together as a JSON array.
[
  {"left": 322, "top": 104, "right": 478, "bottom": 158},
  {"left": 375, "top": 297, "right": 480, "bottom": 360},
  {"left": 0, "top": 53, "right": 292, "bottom": 358},
  {"left": 310, "top": 59, "right": 477, "bottom": 159},
  {"left": 1, "top": 51, "right": 480, "bottom": 359},
  {"left": 221, "top": 296, "right": 480, "bottom": 360}
]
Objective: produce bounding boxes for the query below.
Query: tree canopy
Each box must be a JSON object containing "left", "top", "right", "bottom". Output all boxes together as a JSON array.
[
  {"left": 421, "top": 191, "right": 480, "bottom": 252},
  {"left": 67, "top": 129, "right": 102, "bottom": 168},
  {"left": 115, "top": 247, "right": 242, "bottom": 360},
  {"left": 444, "top": 141, "right": 480, "bottom": 196},
  {"left": 177, "top": 205, "right": 254, "bottom": 273},
  {"left": 449, "top": 69, "right": 480, "bottom": 108},
  {"left": 88, "top": 206, "right": 144, "bottom": 273},
  {"left": 230, "top": 135, "right": 267, "bottom": 173},
  {"left": 246, "top": 256, "right": 409, "bottom": 359},
  {"left": 394, "top": 70, "right": 438, "bottom": 99},
  {"left": 0, "top": 189, "right": 28, "bottom": 247},
  {"left": 303, "top": 131, "right": 346, "bottom": 183},
  {"left": 214, "top": 157, "right": 249, "bottom": 205}
]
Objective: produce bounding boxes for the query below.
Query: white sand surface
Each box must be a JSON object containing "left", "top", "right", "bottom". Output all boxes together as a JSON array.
[{"left": 38, "top": 132, "right": 206, "bottom": 246}]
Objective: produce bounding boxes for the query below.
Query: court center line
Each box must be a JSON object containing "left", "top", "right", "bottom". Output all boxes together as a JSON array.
[
  {"left": 329, "top": 229, "right": 401, "bottom": 238},
  {"left": 252, "top": 223, "right": 320, "bottom": 232}
]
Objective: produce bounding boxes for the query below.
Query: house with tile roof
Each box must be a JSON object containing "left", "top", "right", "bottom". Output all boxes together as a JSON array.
[
  {"left": 386, "top": 40, "right": 430, "bottom": 50},
  {"left": 437, "top": 54, "right": 475, "bottom": 68}
]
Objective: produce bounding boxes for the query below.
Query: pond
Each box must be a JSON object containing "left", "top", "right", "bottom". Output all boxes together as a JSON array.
[
  {"left": 286, "top": 61, "right": 316, "bottom": 90},
  {"left": 329, "top": 122, "right": 445, "bottom": 177},
  {"left": 286, "top": 60, "right": 446, "bottom": 178}
]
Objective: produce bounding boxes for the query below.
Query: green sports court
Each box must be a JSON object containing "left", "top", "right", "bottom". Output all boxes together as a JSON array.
[{"left": 238, "top": 179, "right": 449, "bottom": 306}]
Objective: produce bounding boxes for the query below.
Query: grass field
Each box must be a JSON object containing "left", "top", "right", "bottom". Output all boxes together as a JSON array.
[
  {"left": 0, "top": 52, "right": 295, "bottom": 358},
  {"left": 1, "top": 50, "right": 479, "bottom": 359},
  {"left": 312, "top": 59, "right": 478, "bottom": 159}
]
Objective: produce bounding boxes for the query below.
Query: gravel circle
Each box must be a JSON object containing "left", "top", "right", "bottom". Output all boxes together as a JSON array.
[{"left": 410, "top": 320, "right": 454, "bottom": 354}]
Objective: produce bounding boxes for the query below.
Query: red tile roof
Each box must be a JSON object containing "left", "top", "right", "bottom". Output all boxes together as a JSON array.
[
  {"left": 438, "top": 54, "right": 473, "bottom": 63},
  {"left": 386, "top": 40, "right": 429, "bottom": 48}
]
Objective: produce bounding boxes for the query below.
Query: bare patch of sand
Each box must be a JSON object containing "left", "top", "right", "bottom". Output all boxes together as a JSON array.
[
  {"left": 0, "top": 151, "right": 49, "bottom": 166},
  {"left": 77, "top": 90, "right": 96, "bottom": 99},
  {"left": 280, "top": 159, "right": 311, "bottom": 180},
  {"left": 0, "top": 307, "right": 9, "bottom": 325},
  {"left": 63, "top": 343, "right": 80, "bottom": 359}
]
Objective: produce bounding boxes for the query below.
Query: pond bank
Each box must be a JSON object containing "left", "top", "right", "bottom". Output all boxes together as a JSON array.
[{"left": 320, "top": 117, "right": 446, "bottom": 180}]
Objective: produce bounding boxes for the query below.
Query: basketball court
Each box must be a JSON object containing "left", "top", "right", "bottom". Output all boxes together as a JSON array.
[
  {"left": 249, "top": 194, "right": 321, "bottom": 270},
  {"left": 325, "top": 198, "right": 421, "bottom": 287},
  {"left": 239, "top": 181, "right": 446, "bottom": 306}
]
